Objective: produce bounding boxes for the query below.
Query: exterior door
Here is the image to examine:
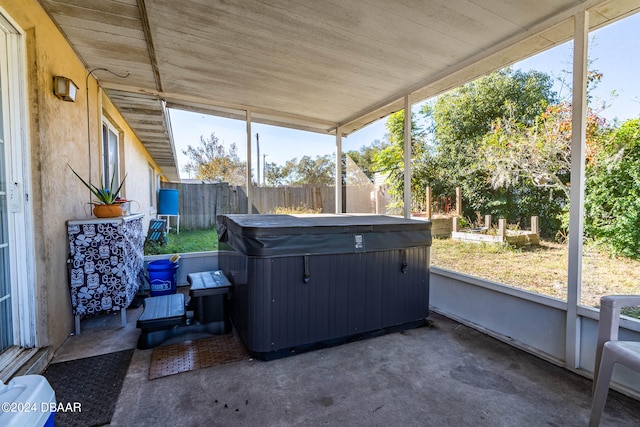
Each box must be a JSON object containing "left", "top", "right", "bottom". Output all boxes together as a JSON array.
[
  {"left": 0, "top": 29, "right": 11, "bottom": 354},
  {"left": 0, "top": 14, "right": 35, "bottom": 361}
]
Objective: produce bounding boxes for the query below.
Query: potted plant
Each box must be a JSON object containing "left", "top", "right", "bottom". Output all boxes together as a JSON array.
[{"left": 69, "top": 164, "right": 128, "bottom": 218}]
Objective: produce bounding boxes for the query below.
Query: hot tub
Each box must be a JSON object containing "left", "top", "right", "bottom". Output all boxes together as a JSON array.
[{"left": 217, "top": 214, "right": 432, "bottom": 359}]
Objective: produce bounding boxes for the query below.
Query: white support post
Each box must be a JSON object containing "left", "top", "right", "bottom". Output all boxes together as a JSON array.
[
  {"left": 566, "top": 11, "right": 589, "bottom": 369},
  {"left": 498, "top": 218, "right": 506, "bottom": 239},
  {"left": 403, "top": 95, "right": 412, "bottom": 219},
  {"left": 485, "top": 215, "right": 492, "bottom": 230},
  {"left": 246, "top": 110, "right": 253, "bottom": 213},
  {"left": 531, "top": 216, "right": 539, "bottom": 235},
  {"left": 335, "top": 127, "right": 343, "bottom": 214}
]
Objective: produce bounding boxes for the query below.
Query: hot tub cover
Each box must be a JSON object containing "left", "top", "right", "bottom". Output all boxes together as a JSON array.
[{"left": 217, "top": 214, "right": 432, "bottom": 257}]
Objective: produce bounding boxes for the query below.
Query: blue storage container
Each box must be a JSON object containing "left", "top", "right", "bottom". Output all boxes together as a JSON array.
[
  {"left": 0, "top": 375, "right": 56, "bottom": 427},
  {"left": 147, "top": 259, "right": 179, "bottom": 296},
  {"left": 158, "top": 189, "right": 179, "bottom": 215}
]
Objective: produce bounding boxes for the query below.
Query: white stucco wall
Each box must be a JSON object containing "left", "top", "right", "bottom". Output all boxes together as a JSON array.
[{"left": 1, "top": 0, "right": 165, "bottom": 357}]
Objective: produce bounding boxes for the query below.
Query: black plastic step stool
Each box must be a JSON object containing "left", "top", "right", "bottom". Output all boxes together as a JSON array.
[
  {"left": 136, "top": 293, "right": 186, "bottom": 349},
  {"left": 187, "top": 270, "right": 232, "bottom": 333}
]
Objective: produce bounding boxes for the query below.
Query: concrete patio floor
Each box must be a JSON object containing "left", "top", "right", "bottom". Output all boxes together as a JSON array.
[{"left": 53, "top": 305, "right": 640, "bottom": 426}]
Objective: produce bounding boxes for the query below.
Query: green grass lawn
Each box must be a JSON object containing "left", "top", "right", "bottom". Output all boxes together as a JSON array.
[{"left": 144, "top": 228, "right": 218, "bottom": 255}]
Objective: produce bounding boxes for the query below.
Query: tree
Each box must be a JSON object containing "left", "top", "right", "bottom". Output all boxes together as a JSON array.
[
  {"left": 294, "top": 155, "right": 335, "bottom": 185},
  {"left": 264, "top": 154, "right": 335, "bottom": 186},
  {"left": 344, "top": 139, "right": 388, "bottom": 181},
  {"left": 479, "top": 102, "right": 610, "bottom": 199},
  {"left": 182, "top": 133, "right": 246, "bottom": 185},
  {"left": 373, "top": 110, "right": 426, "bottom": 208},
  {"left": 264, "top": 161, "right": 285, "bottom": 186},
  {"left": 585, "top": 118, "right": 640, "bottom": 259},
  {"left": 423, "top": 68, "right": 557, "bottom": 220},
  {"left": 477, "top": 101, "right": 612, "bottom": 236}
]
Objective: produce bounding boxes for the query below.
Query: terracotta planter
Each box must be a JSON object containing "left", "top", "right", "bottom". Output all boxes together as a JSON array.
[{"left": 93, "top": 204, "right": 122, "bottom": 218}]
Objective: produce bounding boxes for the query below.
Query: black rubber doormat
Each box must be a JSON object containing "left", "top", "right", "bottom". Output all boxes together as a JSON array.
[{"left": 43, "top": 349, "right": 134, "bottom": 427}]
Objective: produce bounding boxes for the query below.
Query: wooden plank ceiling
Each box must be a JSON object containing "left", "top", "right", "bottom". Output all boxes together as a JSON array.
[{"left": 39, "top": 0, "right": 640, "bottom": 181}]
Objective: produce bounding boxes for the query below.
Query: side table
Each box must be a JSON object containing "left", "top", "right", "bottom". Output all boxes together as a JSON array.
[{"left": 66, "top": 214, "right": 144, "bottom": 334}]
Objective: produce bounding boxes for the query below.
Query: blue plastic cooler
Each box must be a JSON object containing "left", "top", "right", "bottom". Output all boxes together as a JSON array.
[{"left": 0, "top": 375, "right": 56, "bottom": 427}]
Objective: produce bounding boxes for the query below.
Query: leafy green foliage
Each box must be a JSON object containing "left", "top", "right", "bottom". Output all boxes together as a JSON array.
[
  {"left": 69, "top": 164, "right": 127, "bottom": 204},
  {"left": 585, "top": 119, "right": 640, "bottom": 259},
  {"left": 182, "top": 133, "right": 246, "bottom": 185},
  {"left": 477, "top": 100, "right": 613, "bottom": 238},
  {"left": 372, "top": 110, "right": 426, "bottom": 207},
  {"left": 422, "top": 68, "right": 557, "bottom": 218},
  {"left": 479, "top": 103, "right": 572, "bottom": 198},
  {"left": 480, "top": 102, "right": 611, "bottom": 197},
  {"left": 344, "top": 139, "right": 389, "bottom": 181}
]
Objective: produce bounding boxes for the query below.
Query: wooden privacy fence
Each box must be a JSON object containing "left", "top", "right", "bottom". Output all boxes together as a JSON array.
[
  {"left": 160, "top": 183, "right": 334, "bottom": 230},
  {"left": 160, "top": 182, "right": 245, "bottom": 230},
  {"left": 253, "top": 186, "right": 334, "bottom": 214}
]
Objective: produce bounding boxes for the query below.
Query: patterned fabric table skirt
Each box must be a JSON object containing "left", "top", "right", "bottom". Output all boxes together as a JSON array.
[{"left": 67, "top": 214, "right": 144, "bottom": 316}]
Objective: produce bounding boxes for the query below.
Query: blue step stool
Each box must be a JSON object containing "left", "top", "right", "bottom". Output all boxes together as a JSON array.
[
  {"left": 136, "top": 293, "right": 185, "bottom": 349},
  {"left": 135, "top": 271, "right": 233, "bottom": 349},
  {"left": 187, "top": 270, "right": 232, "bottom": 333}
]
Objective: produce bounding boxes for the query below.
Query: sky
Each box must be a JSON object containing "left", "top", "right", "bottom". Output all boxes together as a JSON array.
[{"left": 169, "top": 12, "right": 640, "bottom": 180}]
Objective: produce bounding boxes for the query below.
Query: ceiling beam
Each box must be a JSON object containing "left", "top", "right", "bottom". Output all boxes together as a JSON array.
[
  {"left": 101, "top": 81, "right": 339, "bottom": 131},
  {"left": 137, "top": 0, "right": 163, "bottom": 92}
]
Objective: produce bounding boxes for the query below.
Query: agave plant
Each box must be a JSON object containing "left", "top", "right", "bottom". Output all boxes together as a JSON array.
[{"left": 68, "top": 164, "right": 127, "bottom": 204}]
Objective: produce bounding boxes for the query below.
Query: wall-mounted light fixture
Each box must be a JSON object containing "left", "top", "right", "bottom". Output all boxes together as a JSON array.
[{"left": 53, "top": 76, "right": 78, "bottom": 102}]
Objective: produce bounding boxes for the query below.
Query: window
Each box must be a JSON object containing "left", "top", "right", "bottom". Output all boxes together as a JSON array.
[
  {"left": 148, "top": 164, "right": 156, "bottom": 212},
  {"left": 101, "top": 119, "right": 119, "bottom": 189}
]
